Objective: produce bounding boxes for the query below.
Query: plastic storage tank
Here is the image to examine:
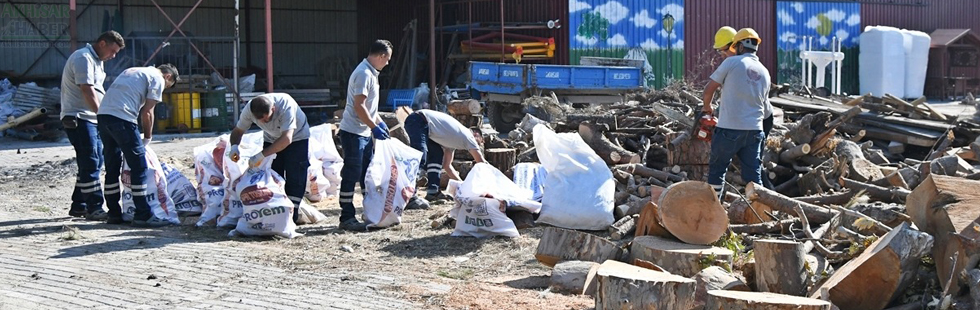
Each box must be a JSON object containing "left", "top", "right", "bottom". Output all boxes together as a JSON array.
[
  {"left": 902, "top": 29, "right": 931, "bottom": 99},
  {"left": 860, "top": 26, "right": 906, "bottom": 98}
]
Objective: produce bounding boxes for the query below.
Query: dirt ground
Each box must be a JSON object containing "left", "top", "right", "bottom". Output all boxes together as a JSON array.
[{"left": 0, "top": 135, "right": 593, "bottom": 309}]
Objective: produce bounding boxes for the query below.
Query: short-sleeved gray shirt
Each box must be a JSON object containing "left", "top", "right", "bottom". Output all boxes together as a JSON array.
[
  {"left": 339, "top": 59, "right": 380, "bottom": 137},
  {"left": 417, "top": 110, "right": 481, "bottom": 151},
  {"left": 60, "top": 44, "right": 105, "bottom": 123},
  {"left": 709, "top": 53, "right": 771, "bottom": 131},
  {"left": 98, "top": 67, "right": 165, "bottom": 124},
  {"left": 236, "top": 93, "right": 310, "bottom": 143}
]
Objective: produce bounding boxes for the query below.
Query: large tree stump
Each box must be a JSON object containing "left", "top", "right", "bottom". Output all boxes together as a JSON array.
[
  {"left": 579, "top": 121, "right": 640, "bottom": 165},
  {"left": 745, "top": 182, "right": 837, "bottom": 224},
  {"left": 811, "top": 222, "right": 933, "bottom": 310},
  {"left": 630, "top": 235, "right": 734, "bottom": 277},
  {"left": 706, "top": 291, "right": 831, "bottom": 310},
  {"left": 906, "top": 174, "right": 980, "bottom": 295},
  {"left": 657, "top": 181, "right": 729, "bottom": 245},
  {"left": 635, "top": 201, "right": 674, "bottom": 239},
  {"left": 535, "top": 227, "right": 623, "bottom": 267},
  {"left": 754, "top": 239, "right": 809, "bottom": 296},
  {"left": 550, "top": 260, "right": 600, "bottom": 295},
  {"left": 485, "top": 148, "right": 516, "bottom": 173},
  {"left": 447, "top": 99, "right": 481, "bottom": 116},
  {"left": 667, "top": 131, "right": 711, "bottom": 165},
  {"left": 693, "top": 266, "right": 750, "bottom": 310},
  {"left": 595, "top": 260, "right": 697, "bottom": 310}
]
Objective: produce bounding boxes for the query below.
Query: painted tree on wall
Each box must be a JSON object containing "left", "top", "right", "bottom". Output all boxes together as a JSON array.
[{"left": 577, "top": 11, "right": 610, "bottom": 52}]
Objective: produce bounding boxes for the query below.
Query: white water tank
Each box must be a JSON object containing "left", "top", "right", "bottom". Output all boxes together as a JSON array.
[
  {"left": 860, "top": 26, "right": 906, "bottom": 98},
  {"left": 902, "top": 29, "right": 931, "bottom": 99}
]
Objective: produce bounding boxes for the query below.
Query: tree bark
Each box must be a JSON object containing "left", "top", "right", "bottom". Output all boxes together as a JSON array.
[
  {"left": 727, "top": 198, "right": 774, "bottom": 225},
  {"left": 754, "top": 239, "right": 809, "bottom": 296},
  {"left": 635, "top": 201, "right": 673, "bottom": 239},
  {"left": 629, "top": 235, "right": 734, "bottom": 277},
  {"left": 579, "top": 121, "right": 640, "bottom": 165},
  {"left": 811, "top": 222, "right": 933, "bottom": 310},
  {"left": 485, "top": 148, "right": 516, "bottom": 173},
  {"left": 840, "top": 178, "right": 910, "bottom": 203},
  {"left": 657, "top": 181, "right": 729, "bottom": 245},
  {"left": 693, "top": 266, "right": 750, "bottom": 310},
  {"left": 729, "top": 219, "right": 799, "bottom": 235},
  {"left": 447, "top": 99, "right": 482, "bottom": 116},
  {"left": 550, "top": 260, "right": 600, "bottom": 295},
  {"left": 796, "top": 190, "right": 857, "bottom": 206},
  {"left": 609, "top": 214, "right": 637, "bottom": 241},
  {"left": 780, "top": 143, "right": 812, "bottom": 163},
  {"left": 706, "top": 291, "right": 832, "bottom": 310},
  {"left": 535, "top": 227, "right": 623, "bottom": 267},
  {"left": 745, "top": 182, "right": 837, "bottom": 224},
  {"left": 595, "top": 260, "right": 697, "bottom": 310}
]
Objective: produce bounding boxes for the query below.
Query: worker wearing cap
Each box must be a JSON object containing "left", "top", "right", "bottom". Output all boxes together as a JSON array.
[
  {"left": 97, "top": 64, "right": 179, "bottom": 227},
  {"left": 702, "top": 28, "right": 771, "bottom": 195},
  {"left": 404, "top": 109, "right": 485, "bottom": 202},
  {"left": 228, "top": 93, "right": 311, "bottom": 223},
  {"left": 60, "top": 30, "right": 124, "bottom": 221}
]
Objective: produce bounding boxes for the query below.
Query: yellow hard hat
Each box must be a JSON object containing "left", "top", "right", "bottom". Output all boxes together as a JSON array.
[
  {"left": 730, "top": 28, "right": 762, "bottom": 53},
  {"left": 713, "top": 26, "right": 737, "bottom": 50}
]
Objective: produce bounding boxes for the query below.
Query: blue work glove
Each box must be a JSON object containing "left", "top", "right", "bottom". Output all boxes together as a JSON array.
[
  {"left": 378, "top": 121, "right": 390, "bottom": 134},
  {"left": 372, "top": 123, "right": 390, "bottom": 140}
]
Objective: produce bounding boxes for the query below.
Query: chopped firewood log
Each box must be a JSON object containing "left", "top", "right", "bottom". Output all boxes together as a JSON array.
[
  {"left": 798, "top": 157, "right": 846, "bottom": 195},
  {"left": 550, "top": 260, "right": 600, "bottom": 295},
  {"left": 745, "top": 182, "right": 837, "bottom": 224},
  {"left": 693, "top": 266, "right": 750, "bottom": 309},
  {"left": 595, "top": 260, "right": 697, "bottom": 310},
  {"left": 926, "top": 130, "right": 955, "bottom": 161},
  {"left": 871, "top": 170, "right": 910, "bottom": 189},
  {"left": 727, "top": 198, "right": 774, "bottom": 225},
  {"left": 632, "top": 258, "right": 668, "bottom": 272},
  {"left": 706, "top": 291, "right": 832, "bottom": 310},
  {"left": 796, "top": 190, "right": 857, "bottom": 206},
  {"left": 535, "top": 227, "right": 623, "bottom": 267},
  {"left": 485, "top": 148, "right": 516, "bottom": 173},
  {"left": 850, "top": 203, "right": 912, "bottom": 228},
  {"left": 635, "top": 201, "right": 673, "bottom": 239},
  {"left": 729, "top": 218, "right": 799, "bottom": 235},
  {"left": 615, "top": 163, "right": 685, "bottom": 183},
  {"left": 785, "top": 113, "right": 818, "bottom": 145},
  {"left": 754, "top": 239, "right": 810, "bottom": 296},
  {"left": 811, "top": 222, "right": 933, "bottom": 310},
  {"left": 906, "top": 174, "right": 980, "bottom": 296},
  {"left": 809, "top": 107, "right": 862, "bottom": 152},
  {"left": 657, "top": 181, "right": 729, "bottom": 245},
  {"left": 447, "top": 99, "right": 482, "bottom": 116},
  {"left": 773, "top": 174, "right": 802, "bottom": 196},
  {"left": 629, "top": 235, "right": 734, "bottom": 277},
  {"left": 840, "top": 178, "right": 910, "bottom": 203},
  {"left": 566, "top": 113, "right": 618, "bottom": 131},
  {"left": 609, "top": 214, "right": 637, "bottom": 241},
  {"left": 780, "top": 143, "right": 811, "bottom": 163},
  {"left": 579, "top": 121, "right": 640, "bottom": 165},
  {"left": 837, "top": 140, "right": 885, "bottom": 182}
]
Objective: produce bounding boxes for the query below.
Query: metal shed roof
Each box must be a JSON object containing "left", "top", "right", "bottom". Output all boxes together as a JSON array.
[{"left": 930, "top": 29, "right": 980, "bottom": 47}]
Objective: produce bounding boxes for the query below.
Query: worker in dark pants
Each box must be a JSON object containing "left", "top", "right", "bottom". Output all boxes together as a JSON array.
[
  {"left": 60, "top": 30, "right": 124, "bottom": 220},
  {"left": 228, "top": 93, "right": 311, "bottom": 223},
  {"left": 98, "top": 64, "right": 179, "bottom": 227},
  {"left": 404, "top": 109, "right": 485, "bottom": 202}
]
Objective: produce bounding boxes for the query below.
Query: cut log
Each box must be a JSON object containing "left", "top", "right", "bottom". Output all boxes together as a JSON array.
[
  {"left": 796, "top": 191, "right": 857, "bottom": 206},
  {"left": 706, "top": 290, "right": 831, "bottom": 310},
  {"left": 616, "top": 163, "right": 685, "bottom": 183},
  {"left": 579, "top": 121, "right": 640, "bottom": 165},
  {"left": 595, "top": 260, "right": 697, "bottom": 310},
  {"left": 840, "top": 178, "right": 910, "bottom": 203},
  {"left": 535, "top": 227, "right": 623, "bottom": 267},
  {"left": 729, "top": 219, "right": 799, "bottom": 235},
  {"left": 754, "top": 239, "right": 809, "bottom": 296},
  {"left": 871, "top": 170, "right": 910, "bottom": 190},
  {"left": 485, "top": 148, "right": 516, "bottom": 173},
  {"left": 727, "top": 198, "right": 774, "bottom": 225},
  {"left": 693, "top": 266, "right": 750, "bottom": 310},
  {"left": 630, "top": 235, "right": 734, "bottom": 277},
  {"left": 780, "top": 143, "right": 811, "bottom": 163},
  {"left": 746, "top": 182, "right": 837, "bottom": 224},
  {"left": 811, "top": 222, "right": 933, "bottom": 310},
  {"left": 906, "top": 174, "right": 980, "bottom": 295},
  {"left": 446, "top": 99, "right": 481, "bottom": 116},
  {"left": 657, "top": 181, "right": 729, "bottom": 245},
  {"left": 632, "top": 258, "right": 668, "bottom": 272},
  {"left": 550, "top": 260, "right": 600, "bottom": 295},
  {"left": 667, "top": 131, "right": 711, "bottom": 166},
  {"left": 566, "top": 113, "right": 617, "bottom": 131},
  {"left": 609, "top": 214, "right": 637, "bottom": 241},
  {"left": 635, "top": 201, "right": 673, "bottom": 239}
]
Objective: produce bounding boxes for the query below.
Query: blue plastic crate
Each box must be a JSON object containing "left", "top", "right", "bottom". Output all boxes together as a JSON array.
[{"left": 385, "top": 88, "right": 418, "bottom": 110}]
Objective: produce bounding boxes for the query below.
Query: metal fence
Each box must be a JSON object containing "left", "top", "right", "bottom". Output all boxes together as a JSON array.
[{"left": 105, "top": 35, "right": 237, "bottom": 90}]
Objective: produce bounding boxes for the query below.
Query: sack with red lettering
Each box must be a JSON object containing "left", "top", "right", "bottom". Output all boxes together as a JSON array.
[
  {"left": 121, "top": 147, "right": 180, "bottom": 225},
  {"left": 161, "top": 162, "right": 203, "bottom": 215},
  {"left": 362, "top": 139, "right": 422, "bottom": 228},
  {"left": 230, "top": 154, "right": 302, "bottom": 238},
  {"left": 305, "top": 157, "right": 330, "bottom": 202},
  {"left": 217, "top": 148, "right": 251, "bottom": 228},
  {"left": 194, "top": 136, "right": 228, "bottom": 226}
]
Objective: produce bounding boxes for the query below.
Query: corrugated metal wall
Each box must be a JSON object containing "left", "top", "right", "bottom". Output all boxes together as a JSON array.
[
  {"left": 862, "top": 0, "right": 980, "bottom": 33},
  {"left": 685, "top": 0, "right": 777, "bottom": 87},
  {"left": 568, "top": 0, "right": 685, "bottom": 89}
]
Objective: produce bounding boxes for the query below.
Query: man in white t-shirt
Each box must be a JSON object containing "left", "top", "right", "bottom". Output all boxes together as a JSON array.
[
  {"left": 336, "top": 39, "right": 393, "bottom": 231},
  {"left": 227, "top": 93, "right": 311, "bottom": 223},
  {"left": 702, "top": 28, "right": 771, "bottom": 196},
  {"left": 98, "top": 64, "right": 179, "bottom": 227},
  {"left": 404, "top": 109, "right": 485, "bottom": 202},
  {"left": 60, "top": 30, "right": 124, "bottom": 220}
]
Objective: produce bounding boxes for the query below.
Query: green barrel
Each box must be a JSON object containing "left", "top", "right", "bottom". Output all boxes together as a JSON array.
[{"left": 202, "top": 90, "right": 229, "bottom": 132}]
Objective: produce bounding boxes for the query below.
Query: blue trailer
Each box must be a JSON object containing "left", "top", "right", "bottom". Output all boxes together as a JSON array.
[{"left": 469, "top": 61, "right": 644, "bottom": 131}]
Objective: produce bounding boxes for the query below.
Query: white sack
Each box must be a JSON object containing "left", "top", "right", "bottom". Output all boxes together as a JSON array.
[
  {"left": 230, "top": 154, "right": 301, "bottom": 238},
  {"left": 362, "top": 139, "right": 422, "bottom": 228},
  {"left": 533, "top": 125, "right": 615, "bottom": 230},
  {"left": 121, "top": 147, "right": 180, "bottom": 224}
]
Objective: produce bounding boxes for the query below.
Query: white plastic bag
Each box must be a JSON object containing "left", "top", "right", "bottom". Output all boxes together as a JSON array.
[
  {"left": 362, "top": 139, "right": 422, "bottom": 228},
  {"left": 161, "top": 162, "right": 203, "bottom": 215},
  {"left": 231, "top": 154, "right": 302, "bottom": 238},
  {"left": 533, "top": 125, "right": 615, "bottom": 230},
  {"left": 217, "top": 150, "right": 248, "bottom": 228},
  {"left": 194, "top": 136, "right": 228, "bottom": 226},
  {"left": 456, "top": 163, "right": 541, "bottom": 213},
  {"left": 309, "top": 124, "right": 344, "bottom": 197},
  {"left": 295, "top": 200, "right": 327, "bottom": 225},
  {"left": 511, "top": 163, "right": 547, "bottom": 202},
  {"left": 450, "top": 163, "right": 539, "bottom": 238},
  {"left": 305, "top": 157, "right": 331, "bottom": 202},
  {"left": 450, "top": 196, "right": 518, "bottom": 238},
  {"left": 121, "top": 147, "right": 180, "bottom": 224}
]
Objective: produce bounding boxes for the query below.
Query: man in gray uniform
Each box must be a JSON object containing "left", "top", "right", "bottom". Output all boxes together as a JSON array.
[
  {"left": 228, "top": 93, "right": 310, "bottom": 222},
  {"left": 336, "top": 39, "right": 392, "bottom": 231},
  {"left": 404, "top": 109, "right": 485, "bottom": 201},
  {"left": 98, "top": 64, "right": 179, "bottom": 227},
  {"left": 60, "top": 30, "right": 124, "bottom": 220}
]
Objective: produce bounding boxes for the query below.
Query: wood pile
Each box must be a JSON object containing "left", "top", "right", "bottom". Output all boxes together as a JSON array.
[
  {"left": 3, "top": 83, "right": 64, "bottom": 141},
  {"left": 446, "top": 86, "right": 980, "bottom": 309}
]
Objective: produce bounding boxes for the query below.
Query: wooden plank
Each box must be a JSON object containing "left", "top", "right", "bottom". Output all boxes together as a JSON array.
[{"left": 770, "top": 95, "right": 953, "bottom": 132}]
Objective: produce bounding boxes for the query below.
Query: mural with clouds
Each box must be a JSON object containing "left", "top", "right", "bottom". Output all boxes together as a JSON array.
[
  {"left": 776, "top": 1, "right": 861, "bottom": 94},
  {"left": 569, "top": 0, "right": 684, "bottom": 88}
]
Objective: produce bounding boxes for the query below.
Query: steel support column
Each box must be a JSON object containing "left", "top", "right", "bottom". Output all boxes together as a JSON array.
[{"left": 265, "top": 0, "right": 273, "bottom": 92}]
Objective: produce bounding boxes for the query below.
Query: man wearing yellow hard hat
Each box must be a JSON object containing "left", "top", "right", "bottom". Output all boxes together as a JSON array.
[{"left": 702, "top": 28, "right": 772, "bottom": 196}]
